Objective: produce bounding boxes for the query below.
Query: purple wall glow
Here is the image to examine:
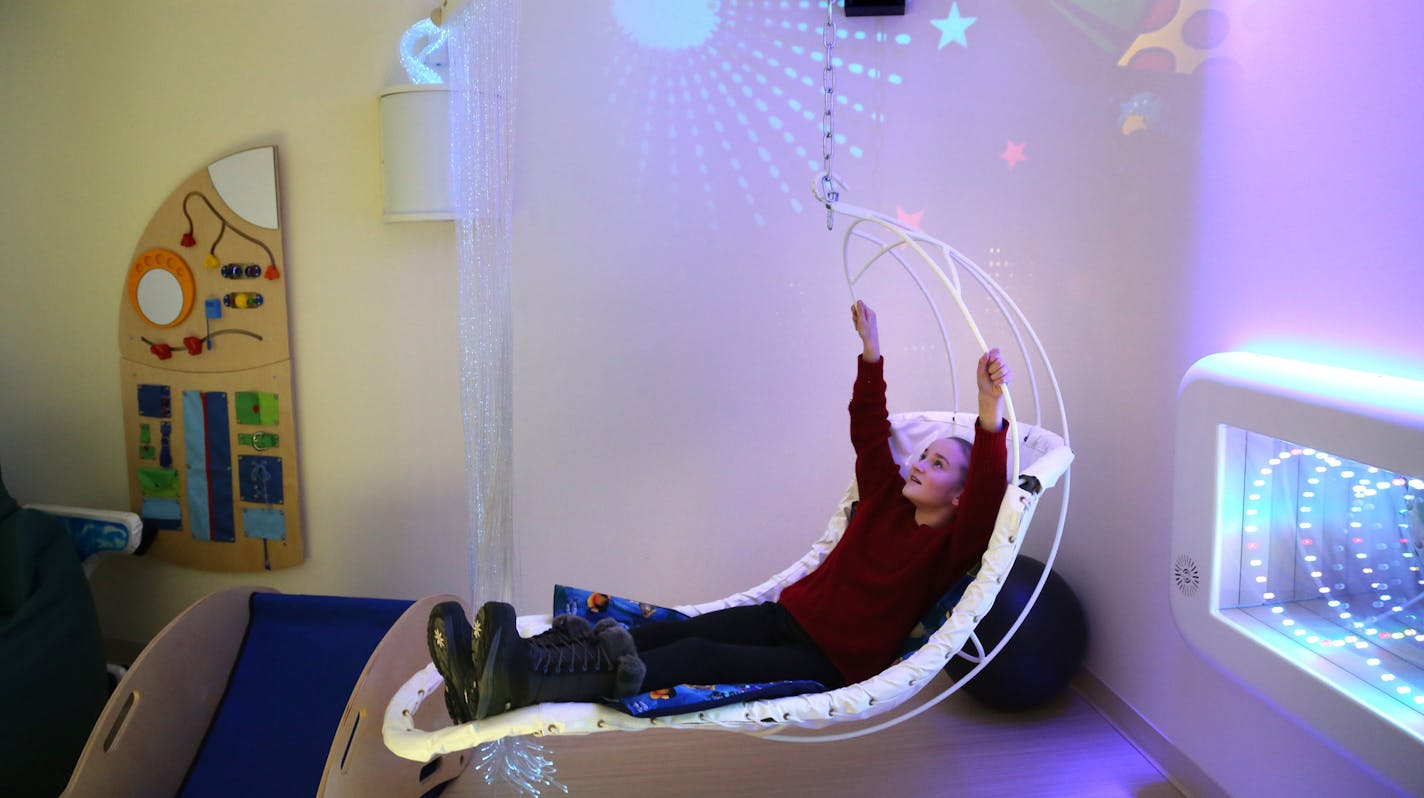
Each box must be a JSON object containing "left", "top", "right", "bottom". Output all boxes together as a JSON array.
[{"left": 1189, "top": 1, "right": 1424, "bottom": 381}]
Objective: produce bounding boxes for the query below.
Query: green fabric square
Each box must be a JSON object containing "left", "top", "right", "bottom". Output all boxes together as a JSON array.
[
  {"left": 236, "top": 391, "right": 279, "bottom": 425},
  {"left": 137, "top": 467, "right": 180, "bottom": 498}
]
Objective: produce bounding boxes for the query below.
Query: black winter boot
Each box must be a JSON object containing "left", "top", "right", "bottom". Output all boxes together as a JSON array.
[
  {"left": 472, "top": 601, "right": 646, "bottom": 720},
  {"left": 427, "top": 601, "right": 480, "bottom": 724}
]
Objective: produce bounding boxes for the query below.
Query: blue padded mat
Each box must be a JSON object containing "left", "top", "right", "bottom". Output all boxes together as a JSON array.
[{"left": 177, "top": 593, "right": 411, "bottom": 798}]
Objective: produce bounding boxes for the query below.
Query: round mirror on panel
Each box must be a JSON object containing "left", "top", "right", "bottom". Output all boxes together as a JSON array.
[{"left": 128, "top": 249, "right": 195, "bottom": 328}]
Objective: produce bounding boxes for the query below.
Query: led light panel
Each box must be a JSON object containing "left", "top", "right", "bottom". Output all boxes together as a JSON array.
[{"left": 1173, "top": 352, "right": 1424, "bottom": 794}]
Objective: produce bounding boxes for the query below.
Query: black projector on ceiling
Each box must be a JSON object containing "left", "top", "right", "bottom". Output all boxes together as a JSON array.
[{"left": 844, "top": 0, "right": 906, "bottom": 17}]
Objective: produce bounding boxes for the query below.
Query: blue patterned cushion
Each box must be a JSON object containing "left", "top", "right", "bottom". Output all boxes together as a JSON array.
[
  {"left": 552, "top": 585, "right": 689, "bottom": 627},
  {"left": 618, "top": 680, "right": 826, "bottom": 719},
  {"left": 59, "top": 517, "right": 133, "bottom": 565},
  {"left": 554, "top": 578, "right": 974, "bottom": 717},
  {"left": 552, "top": 585, "right": 824, "bottom": 718},
  {"left": 895, "top": 572, "right": 973, "bottom": 663}
]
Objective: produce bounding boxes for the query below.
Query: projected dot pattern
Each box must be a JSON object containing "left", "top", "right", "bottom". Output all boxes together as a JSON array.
[
  {"left": 606, "top": 0, "right": 909, "bottom": 227},
  {"left": 1223, "top": 427, "right": 1424, "bottom": 715}
]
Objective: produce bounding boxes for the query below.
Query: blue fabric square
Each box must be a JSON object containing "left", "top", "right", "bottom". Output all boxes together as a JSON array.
[
  {"left": 242, "top": 508, "right": 286, "bottom": 541},
  {"left": 238, "top": 455, "right": 284, "bottom": 505},
  {"left": 137, "top": 384, "right": 171, "bottom": 418},
  {"left": 140, "top": 498, "right": 182, "bottom": 530}
]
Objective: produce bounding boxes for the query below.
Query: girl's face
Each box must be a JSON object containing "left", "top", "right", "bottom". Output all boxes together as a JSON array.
[{"left": 902, "top": 438, "right": 969, "bottom": 510}]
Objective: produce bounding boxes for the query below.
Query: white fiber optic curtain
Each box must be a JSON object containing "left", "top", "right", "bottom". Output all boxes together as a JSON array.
[
  {"left": 448, "top": 4, "right": 562, "bottom": 795},
  {"left": 449, "top": 0, "right": 519, "bottom": 620}
]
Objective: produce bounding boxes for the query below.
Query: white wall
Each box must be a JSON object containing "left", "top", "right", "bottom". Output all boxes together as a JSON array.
[{"left": 2, "top": 2, "right": 1419, "bottom": 796}]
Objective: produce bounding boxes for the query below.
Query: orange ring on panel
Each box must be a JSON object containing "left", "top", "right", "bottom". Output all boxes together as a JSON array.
[{"left": 128, "top": 248, "right": 196, "bottom": 329}]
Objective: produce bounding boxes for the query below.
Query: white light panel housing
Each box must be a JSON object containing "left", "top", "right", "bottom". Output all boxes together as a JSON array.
[{"left": 1173, "top": 352, "right": 1424, "bottom": 795}]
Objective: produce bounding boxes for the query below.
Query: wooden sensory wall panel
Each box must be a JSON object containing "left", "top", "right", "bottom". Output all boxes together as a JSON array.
[{"left": 118, "top": 146, "right": 303, "bottom": 571}]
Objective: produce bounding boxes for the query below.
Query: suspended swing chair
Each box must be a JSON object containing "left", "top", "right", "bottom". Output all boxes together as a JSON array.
[
  {"left": 385, "top": 0, "right": 1072, "bottom": 767},
  {"left": 383, "top": 194, "right": 1075, "bottom": 762}
]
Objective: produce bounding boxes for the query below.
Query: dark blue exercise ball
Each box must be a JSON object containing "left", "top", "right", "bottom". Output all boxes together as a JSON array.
[{"left": 944, "top": 555, "right": 1088, "bottom": 710}]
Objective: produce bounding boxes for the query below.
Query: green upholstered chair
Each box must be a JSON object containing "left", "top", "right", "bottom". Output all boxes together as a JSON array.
[{"left": 0, "top": 466, "right": 111, "bottom": 798}]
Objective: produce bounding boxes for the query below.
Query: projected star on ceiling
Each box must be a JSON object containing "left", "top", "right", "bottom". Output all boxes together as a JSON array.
[
  {"left": 1000, "top": 140, "right": 1026, "bottom": 170},
  {"left": 896, "top": 206, "right": 925, "bottom": 230},
  {"left": 931, "top": 2, "right": 976, "bottom": 49}
]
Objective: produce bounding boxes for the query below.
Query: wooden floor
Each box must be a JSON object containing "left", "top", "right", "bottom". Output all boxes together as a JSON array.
[{"left": 441, "top": 682, "right": 1183, "bottom": 798}]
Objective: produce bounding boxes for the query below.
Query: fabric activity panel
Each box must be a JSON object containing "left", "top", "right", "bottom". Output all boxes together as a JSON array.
[{"left": 119, "top": 146, "right": 303, "bottom": 571}]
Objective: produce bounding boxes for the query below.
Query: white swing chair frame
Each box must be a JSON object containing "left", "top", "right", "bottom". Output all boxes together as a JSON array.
[{"left": 384, "top": 200, "right": 1073, "bottom": 762}]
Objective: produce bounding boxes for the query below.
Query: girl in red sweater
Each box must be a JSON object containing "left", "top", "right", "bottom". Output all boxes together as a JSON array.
[{"left": 428, "top": 302, "right": 1011, "bottom": 723}]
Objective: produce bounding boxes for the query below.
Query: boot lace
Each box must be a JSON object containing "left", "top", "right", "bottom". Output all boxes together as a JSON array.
[{"left": 528, "top": 627, "right": 613, "bottom": 674}]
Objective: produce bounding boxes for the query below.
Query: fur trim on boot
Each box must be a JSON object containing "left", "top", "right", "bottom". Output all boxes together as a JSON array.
[
  {"left": 547, "top": 613, "right": 594, "bottom": 640},
  {"left": 594, "top": 619, "right": 646, "bottom": 697}
]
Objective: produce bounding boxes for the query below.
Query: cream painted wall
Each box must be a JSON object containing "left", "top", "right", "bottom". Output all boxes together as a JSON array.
[
  {"left": 2, "top": 3, "right": 1418, "bottom": 797},
  {"left": 0, "top": 0, "right": 471, "bottom": 636}
]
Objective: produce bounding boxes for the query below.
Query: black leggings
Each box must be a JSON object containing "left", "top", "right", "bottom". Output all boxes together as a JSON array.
[{"left": 630, "top": 602, "right": 846, "bottom": 692}]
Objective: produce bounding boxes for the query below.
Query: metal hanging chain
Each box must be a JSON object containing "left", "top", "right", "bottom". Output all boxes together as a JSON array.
[{"left": 820, "top": 0, "right": 838, "bottom": 230}]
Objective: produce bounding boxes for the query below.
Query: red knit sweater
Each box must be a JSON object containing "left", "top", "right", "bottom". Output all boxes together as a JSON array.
[{"left": 778, "top": 357, "right": 1009, "bottom": 685}]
